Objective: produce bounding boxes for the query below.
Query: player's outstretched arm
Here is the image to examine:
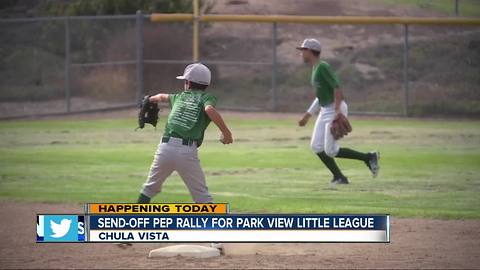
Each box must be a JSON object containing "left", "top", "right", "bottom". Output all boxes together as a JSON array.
[
  {"left": 204, "top": 105, "right": 233, "bottom": 144},
  {"left": 299, "top": 98, "right": 319, "bottom": 126},
  {"left": 148, "top": 94, "right": 169, "bottom": 103},
  {"left": 298, "top": 112, "right": 311, "bottom": 127},
  {"left": 334, "top": 88, "right": 344, "bottom": 115}
]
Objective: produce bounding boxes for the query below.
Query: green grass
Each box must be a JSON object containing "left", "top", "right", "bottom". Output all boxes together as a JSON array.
[
  {"left": 376, "top": 0, "right": 480, "bottom": 17},
  {"left": 0, "top": 115, "right": 479, "bottom": 219}
]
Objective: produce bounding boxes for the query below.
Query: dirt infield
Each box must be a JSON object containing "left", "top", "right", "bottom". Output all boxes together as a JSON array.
[{"left": 0, "top": 201, "right": 479, "bottom": 269}]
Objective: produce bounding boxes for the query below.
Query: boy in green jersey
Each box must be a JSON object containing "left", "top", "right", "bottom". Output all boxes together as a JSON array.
[
  {"left": 296, "top": 38, "right": 380, "bottom": 185},
  {"left": 137, "top": 63, "right": 233, "bottom": 204}
]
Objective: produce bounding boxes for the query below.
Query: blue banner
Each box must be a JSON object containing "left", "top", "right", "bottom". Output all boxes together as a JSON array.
[{"left": 88, "top": 214, "right": 388, "bottom": 230}]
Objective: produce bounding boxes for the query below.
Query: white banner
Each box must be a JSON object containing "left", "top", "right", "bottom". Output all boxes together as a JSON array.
[{"left": 88, "top": 229, "right": 388, "bottom": 242}]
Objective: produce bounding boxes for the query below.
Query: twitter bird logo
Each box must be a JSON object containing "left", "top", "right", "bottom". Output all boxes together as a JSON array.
[
  {"left": 50, "top": 218, "right": 72, "bottom": 238},
  {"left": 41, "top": 215, "right": 80, "bottom": 242}
]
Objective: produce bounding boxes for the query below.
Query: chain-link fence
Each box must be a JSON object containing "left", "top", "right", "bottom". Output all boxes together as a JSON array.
[
  {"left": 406, "top": 25, "right": 480, "bottom": 116},
  {"left": 1, "top": 12, "right": 479, "bottom": 118},
  {"left": 0, "top": 15, "right": 141, "bottom": 118}
]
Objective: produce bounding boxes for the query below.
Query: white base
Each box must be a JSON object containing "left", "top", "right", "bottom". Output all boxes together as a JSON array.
[{"left": 148, "top": 244, "right": 221, "bottom": 259}]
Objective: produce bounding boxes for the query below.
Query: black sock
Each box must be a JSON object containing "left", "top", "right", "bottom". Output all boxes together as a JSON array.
[
  {"left": 336, "top": 148, "right": 370, "bottom": 162},
  {"left": 317, "top": 151, "right": 344, "bottom": 179},
  {"left": 137, "top": 193, "right": 151, "bottom": 203}
]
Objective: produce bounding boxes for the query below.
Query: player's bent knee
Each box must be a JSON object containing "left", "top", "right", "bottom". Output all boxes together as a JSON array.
[
  {"left": 310, "top": 143, "right": 324, "bottom": 154},
  {"left": 325, "top": 148, "right": 338, "bottom": 157},
  {"left": 324, "top": 143, "right": 339, "bottom": 157}
]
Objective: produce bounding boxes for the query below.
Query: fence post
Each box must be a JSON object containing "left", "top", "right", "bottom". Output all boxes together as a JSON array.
[
  {"left": 271, "top": 22, "right": 278, "bottom": 111},
  {"left": 64, "top": 17, "right": 71, "bottom": 112},
  {"left": 455, "top": 0, "right": 459, "bottom": 16},
  {"left": 403, "top": 24, "right": 410, "bottom": 117},
  {"left": 193, "top": 0, "right": 200, "bottom": 61},
  {"left": 136, "top": 10, "right": 144, "bottom": 103}
]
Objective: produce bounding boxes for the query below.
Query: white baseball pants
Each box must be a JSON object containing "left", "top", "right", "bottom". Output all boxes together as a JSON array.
[{"left": 308, "top": 99, "right": 348, "bottom": 157}]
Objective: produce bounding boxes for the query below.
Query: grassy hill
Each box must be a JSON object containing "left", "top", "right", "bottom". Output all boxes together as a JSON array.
[{"left": 1, "top": 0, "right": 479, "bottom": 117}]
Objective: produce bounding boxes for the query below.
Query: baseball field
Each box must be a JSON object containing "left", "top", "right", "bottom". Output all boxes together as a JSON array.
[{"left": 0, "top": 111, "right": 479, "bottom": 268}]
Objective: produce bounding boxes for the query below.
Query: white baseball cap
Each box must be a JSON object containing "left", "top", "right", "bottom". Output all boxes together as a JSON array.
[
  {"left": 176, "top": 63, "right": 211, "bottom": 86},
  {"left": 296, "top": 38, "right": 322, "bottom": 52}
]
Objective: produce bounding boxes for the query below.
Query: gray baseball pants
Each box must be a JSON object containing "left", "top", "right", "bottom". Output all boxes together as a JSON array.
[{"left": 140, "top": 137, "right": 213, "bottom": 203}]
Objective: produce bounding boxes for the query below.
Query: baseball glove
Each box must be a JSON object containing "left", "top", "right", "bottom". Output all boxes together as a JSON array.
[
  {"left": 330, "top": 113, "right": 352, "bottom": 140},
  {"left": 136, "top": 95, "right": 159, "bottom": 130}
]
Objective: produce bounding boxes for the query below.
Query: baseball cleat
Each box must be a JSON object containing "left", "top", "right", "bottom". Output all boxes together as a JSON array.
[
  {"left": 210, "top": 242, "right": 224, "bottom": 255},
  {"left": 116, "top": 243, "right": 133, "bottom": 249},
  {"left": 366, "top": 151, "right": 380, "bottom": 178},
  {"left": 332, "top": 176, "right": 349, "bottom": 185}
]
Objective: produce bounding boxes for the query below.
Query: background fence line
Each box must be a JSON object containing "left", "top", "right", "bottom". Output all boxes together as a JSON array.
[{"left": 1, "top": 10, "right": 479, "bottom": 119}]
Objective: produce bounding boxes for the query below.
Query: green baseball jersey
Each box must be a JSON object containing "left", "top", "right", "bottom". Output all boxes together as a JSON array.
[
  {"left": 311, "top": 60, "right": 340, "bottom": 106},
  {"left": 164, "top": 90, "right": 217, "bottom": 145}
]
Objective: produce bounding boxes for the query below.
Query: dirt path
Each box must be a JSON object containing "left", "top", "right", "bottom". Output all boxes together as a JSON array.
[{"left": 0, "top": 201, "right": 479, "bottom": 269}]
